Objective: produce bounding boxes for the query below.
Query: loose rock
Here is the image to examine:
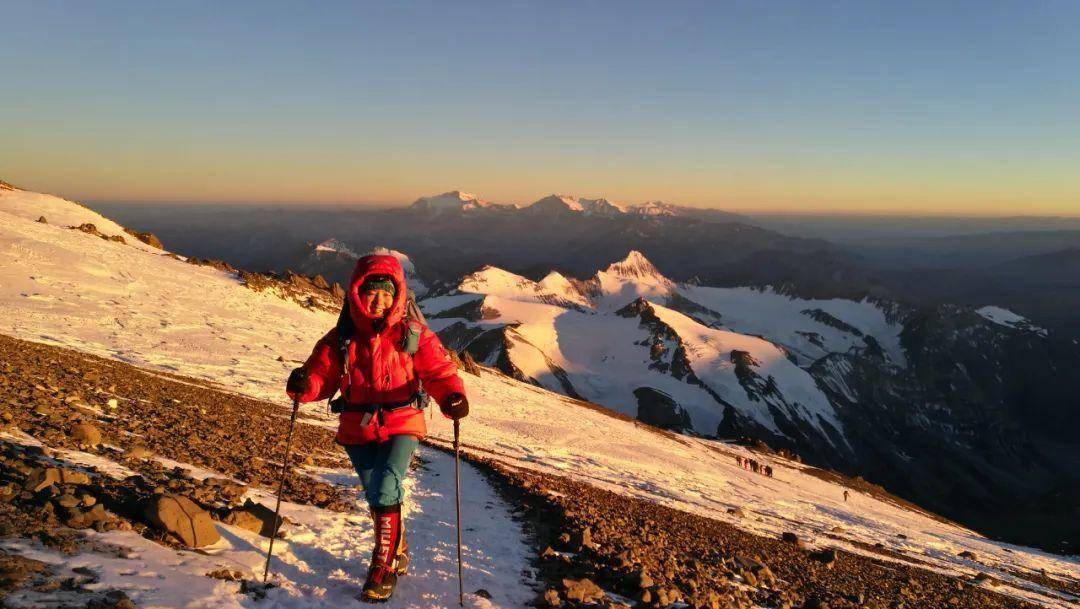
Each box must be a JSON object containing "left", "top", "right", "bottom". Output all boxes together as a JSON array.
[{"left": 144, "top": 494, "right": 221, "bottom": 548}]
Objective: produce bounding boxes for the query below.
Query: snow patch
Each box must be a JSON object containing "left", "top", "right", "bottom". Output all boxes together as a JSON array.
[{"left": 976, "top": 306, "right": 1047, "bottom": 336}]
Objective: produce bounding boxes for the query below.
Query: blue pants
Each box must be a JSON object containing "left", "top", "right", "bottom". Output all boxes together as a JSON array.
[{"left": 344, "top": 435, "right": 419, "bottom": 508}]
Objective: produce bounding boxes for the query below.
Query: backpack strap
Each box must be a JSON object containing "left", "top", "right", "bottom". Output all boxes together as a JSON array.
[
  {"left": 399, "top": 289, "right": 424, "bottom": 355},
  {"left": 327, "top": 297, "right": 354, "bottom": 409}
]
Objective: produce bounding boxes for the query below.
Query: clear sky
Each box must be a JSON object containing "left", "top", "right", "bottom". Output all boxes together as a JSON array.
[{"left": 2, "top": 1, "right": 1078, "bottom": 215}]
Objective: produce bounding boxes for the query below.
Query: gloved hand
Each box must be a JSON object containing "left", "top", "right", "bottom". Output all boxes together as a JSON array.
[
  {"left": 440, "top": 393, "right": 469, "bottom": 420},
  {"left": 286, "top": 367, "right": 309, "bottom": 399}
]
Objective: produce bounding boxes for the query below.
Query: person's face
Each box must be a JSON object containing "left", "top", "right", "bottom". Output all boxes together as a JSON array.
[{"left": 359, "top": 288, "right": 394, "bottom": 318}]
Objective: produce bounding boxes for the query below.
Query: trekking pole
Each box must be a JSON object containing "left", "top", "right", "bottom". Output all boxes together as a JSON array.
[
  {"left": 453, "top": 419, "right": 464, "bottom": 606},
  {"left": 263, "top": 397, "right": 301, "bottom": 583}
]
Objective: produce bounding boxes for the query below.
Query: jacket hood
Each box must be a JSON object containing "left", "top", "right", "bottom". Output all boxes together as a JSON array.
[{"left": 348, "top": 254, "right": 408, "bottom": 330}]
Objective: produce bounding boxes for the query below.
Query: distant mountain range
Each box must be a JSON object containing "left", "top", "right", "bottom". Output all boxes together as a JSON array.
[
  {"left": 408, "top": 190, "right": 750, "bottom": 223},
  {"left": 91, "top": 191, "right": 1080, "bottom": 341}
]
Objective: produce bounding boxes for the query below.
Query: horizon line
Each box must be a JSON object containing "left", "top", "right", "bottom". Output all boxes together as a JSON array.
[{"left": 83, "top": 197, "right": 1080, "bottom": 220}]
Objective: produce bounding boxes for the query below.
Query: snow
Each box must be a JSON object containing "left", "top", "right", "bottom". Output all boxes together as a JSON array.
[
  {"left": 977, "top": 305, "right": 1048, "bottom": 336},
  {"left": 427, "top": 252, "right": 846, "bottom": 443},
  {"left": 651, "top": 304, "right": 845, "bottom": 443},
  {"left": 592, "top": 250, "right": 673, "bottom": 308},
  {"left": 369, "top": 246, "right": 429, "bottom": 297},
  {"left": 313, "top": 239, "right": 358, "bottom": 257},
  {"left": 419, "top": 293, "right": 484, "bottom": 317},
  {"left": 0, "top": 445, "right": 534, "bottom": 609},
  {"left": 456, "top": 266, "right": 590, "bottom": 309},
  {"left": 626, "top": 201, "right": 678, "bottom": 216},
  {"left": 1, "top": 189, "right": 1077, "bottom": 608},
  {"left": 410, "top": 191, "right": 490, "bottom": 213},
  {"left": 0, "top": 200, "right": 331, "bottom": 415},
  {"left": 679, "top": 285, "right": 907, "bottom": 367},
  {"left": 0, "top": 188, "right": 159, "bottom": 253}
]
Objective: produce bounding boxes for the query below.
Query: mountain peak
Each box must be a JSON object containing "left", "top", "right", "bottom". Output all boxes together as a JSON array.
[
  {"left": 604, "top": 250, "right": 664, "bottom": 280},
  {"left": 628, "top": 201, "right": 677, "bottom": 216},
  {"left": 313, "top": 238, "right": 358, "bottom": 258},
  {"left": 526, "top": 194, "right": 584, "bottom": 213},
  {"left": 410, "top": 190, "right": 488, "bottom": 212},
  {"left": 525, "top": 194, "right": 629, "bottom": 216}
]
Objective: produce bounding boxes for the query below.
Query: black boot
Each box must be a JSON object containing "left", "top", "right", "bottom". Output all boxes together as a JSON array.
[{"left": 359, "top": 505, "right": 401, "bottom": 603}]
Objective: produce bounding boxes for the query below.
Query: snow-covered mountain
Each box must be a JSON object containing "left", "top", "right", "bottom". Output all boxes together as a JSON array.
[
  {"left": 408, "top": 190, "right": 518, "bottom": 214},
  {"left": 408, "top": 190, "right": 746, "bottom": 223},
  {"left": 422, "top": 250, "right": 1080, "bottom": 550},
  {"left": 422, "top": 251, "right": 899, "bottom": 452},
  {"left": 2, "top": 184, "right": 1078, "bottom": 608},
  {"left": 299, "top": 242, "right": 429, "bottom": 297}
]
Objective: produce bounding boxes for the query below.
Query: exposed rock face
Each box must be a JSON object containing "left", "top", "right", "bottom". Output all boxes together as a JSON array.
[
  {"left": 811, "top": 304, "right": 1080, "bottom": 549},
  {"left": 633, "top": 387, "right": 692, "bottom": 432},
  {"left": 123, "top": 228, "right": 164, "bottom": 249},
  {"left": 617, "top": 298, "right": 703, "bottom": 384},
  {"left": 69, "top": 223, "right": 126, "bottom": 244},
  {"left": 144, "top": 494, "right": 221, "bottom": 548}
]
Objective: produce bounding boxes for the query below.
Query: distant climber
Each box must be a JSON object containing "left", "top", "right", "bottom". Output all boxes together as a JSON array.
[
  {"left": 843, "top": 490, "right": 850, "bottom": 502},
  {"left": 286, "top": 253, "right": 468, "bottom": 603},
  {"left": 764, "top": 465, "right": 773, "bottom": 478}
]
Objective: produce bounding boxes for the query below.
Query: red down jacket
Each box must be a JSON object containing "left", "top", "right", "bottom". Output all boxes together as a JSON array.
[{"left": 288, "top": 254, "right": 464, "bottom": 445}]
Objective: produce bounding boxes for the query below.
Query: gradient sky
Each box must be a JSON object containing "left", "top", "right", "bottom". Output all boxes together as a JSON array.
[{"left": 3, "top": 1, "right": 1079, "bottom": 215}]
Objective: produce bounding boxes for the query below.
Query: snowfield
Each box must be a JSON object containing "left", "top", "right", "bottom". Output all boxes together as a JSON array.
[{"left": 1, "top": 187, "right": 1077, "bottom": 608}]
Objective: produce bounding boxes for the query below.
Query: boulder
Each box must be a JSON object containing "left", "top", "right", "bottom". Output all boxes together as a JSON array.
[
  {"left": 578, "top": 526, "right": 596, "bottom": 550},
  {"left": 561, "top": 578, "right": 603, "bottom": 604},
  {"left": 223, "top": 499, "right": 285, "bottom": 537},
  {"left": 223, "top": 508, "right": 264, "bottom": 536},
  {"left": 24, "top": 468, "right": 60, "bottom": 492},
  {"left": 202, "top": 477, "right": 246, "bottom": 502},
  {"left": 144, "top": 494, "right": 221, "bottom": 547},
  {"left": 86, "top": 590, "right": 136, "bottom": 609},
  {"left": 60, "top": 469, "right": 91, "bottom": 485},
  {"left": 25, "top": 467, "right": 90, "bottom": 492},
  {"left": 126, "top": 444, "right": 151, "bottom": 459},
  {"left": 70, "top": 423, "right": 102, "bottom": 447},
  {"left": 781, "top": 531, "right": 803, "bottom": 548},
  {"left": 809, "top": 548, "right": 837, "bottom": 568}
]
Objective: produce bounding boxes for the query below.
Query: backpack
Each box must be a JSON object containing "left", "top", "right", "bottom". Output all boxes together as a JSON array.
[{"left": 329, "top": 289, "right": 430, "bottom": 410}]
